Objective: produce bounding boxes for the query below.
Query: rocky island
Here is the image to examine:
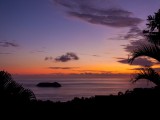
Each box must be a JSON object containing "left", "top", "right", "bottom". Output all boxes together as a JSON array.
[{"left": 36, "top": 82, "right": 61, "bottom": 88}]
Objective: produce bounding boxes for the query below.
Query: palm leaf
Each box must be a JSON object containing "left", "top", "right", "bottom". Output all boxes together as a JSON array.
[
  {"left": 0, "top": 71, "right": 36, "bottom": 101},
  {"left": 128, "top": 44, "right": 160, "bottom": 63},
  {"left": 143, "top": 31, "right": 160, "bottom": 46},
  {"left": 147, "top": 15, "right": 156, "bottom": 31},
  {"left": 146, "top": 9, "right": 160, "bottom": 32},
  {"left": 132, "top": 67, "right": 160, "bottom": 86}
]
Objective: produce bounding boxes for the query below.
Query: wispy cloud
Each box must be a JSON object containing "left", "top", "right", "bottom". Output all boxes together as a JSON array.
[
  {"left": 55, "top": 52, "right": 79, "bottom": 62},
  {"left": 0, "top": 52, "right": 12, "bottom": 54},
  {"left": 110, "top": 26, "right": 144, "bottom": 40},
  {"left": 45, "top": 56, "right": 53, "bottom": 61},
  {"left": 48, "top": 67, "right": 79, "bottom": 69},
  {"left": 30, "top": 47, "right": 46, "bottom": 54},
  {"left": 54, "top": 0, "right": 143, "bottom": 27},
  {"left": 45, "top": 52, "right": 79, "bottom": 62},
  {"left": 74, "top": 69, "right": 113, "bottom": 74},
  {"left": 0, "top": 40, "right": 19, "bottom": 47},
  {"left": 79, "top": 53, "right": 101, "bottom": 57},
  {"left": 130, "top": 67, "right": 160, "bottom": 73},
  {"left": 15, "top": 72, "right": 130, "bottom": 79},
  {"left": 117, "top": 57, "right": 154, "bottom": 67},
  {"left": 123, "top": 26, "right": 143, "bottom": 40},
  {"left": 92, "top": 54, "right": 100, "bottom": 57},
  {"left": 30, "top": 50, "right": 45, "bottom": 54}
]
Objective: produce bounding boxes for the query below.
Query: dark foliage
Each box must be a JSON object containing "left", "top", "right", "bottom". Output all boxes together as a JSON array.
[
  {"left": 129, "top": 9, "right": 160, "bottom": 86},
  {"left": 0, "top": 70, "right": 36, "bottom": 103}
]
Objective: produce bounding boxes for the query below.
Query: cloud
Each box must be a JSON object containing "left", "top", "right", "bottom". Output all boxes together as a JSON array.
[
  {"left": 110, "top": 26, "right": 144, "bottom": 40},
  {"left": 45, "top": 52, "right": 79, "bottom": 62},
  {"left": 92, "top": 54, "right": 100, "bottom": 57},
  {"left": 53, "top": 0, "right": 143, "bottom": 27},
  {"left": 55, "top": 52, "right": 79, "bottom": 62},
  {"left": 0, "top": 52, "right": 12, "bottom": 54},
  {"left": 130, "top": 67, "right": 160, "bottom": 73},
  {"left": 15, "top": 72, "right": 130, "bottom": 79},
  {"left": 30, "top": 50, "right": 45, "bottom": 54},
  {"left": 79, "top": 53, "right": 100, "bottom": 57},
  {"left": 44, "top": 56, "right": 53, "bottom": 61},
  {"left": 123, "top": 26, "right": 143, "bottom": 39},
  {"left": 48, "top": 67, "right": 79, "bottom": 69},
  {"left": 0, "top": 40, "right": 19, "bottom": 47},
  {"left": 73, "top": 69, "right": 113, "bottom": 74},
  {"left": 117, "top": 57, "right": 154, "bottom": 67}
]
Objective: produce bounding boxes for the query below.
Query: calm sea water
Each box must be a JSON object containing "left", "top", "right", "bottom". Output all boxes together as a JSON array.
[{"left": 15, "top": 78, "right": 154, "bottom": 102}]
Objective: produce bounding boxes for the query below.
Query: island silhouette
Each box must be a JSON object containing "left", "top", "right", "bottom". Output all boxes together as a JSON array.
[{"left": 37, "top": 82, "right": 61, "bottom": 87}]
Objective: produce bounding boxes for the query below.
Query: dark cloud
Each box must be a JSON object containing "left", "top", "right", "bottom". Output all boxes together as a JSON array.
[
  {"left": 79, "top": 53, "right": 100, "bottom": 57},
  {"left": 117, "top": 57, "right": 154, "bottom": 67},
  {"left": 123, "top": 26, "right": 143, "bottom": 40},
  {"left": 130, "top": 67, "right": 160, "bottom": 72},
  {"left": 45, "top": 52, "right": 79, "bottom": 62},
  {"left": 68, "top": 11, "right": 142, "bottom": 28},
  {"left": 16, "top": 72, "right": 129, "bottom": 79},
  {"left": 110, "top": 26, "right": 144, "bottom": 40},
  {"left": 30, "top": 50, "right": 45, "bottom": 54},
  {"left": 53, "top": 0, "right": 143, "bottom": 28},
  {"left": 48, "top": 67, "right": 79, "bottom": 69},
  {"left": 92, "top": 54, "right": 100, "bottom": 57},
  {"left": 73, "top": 69, "right": 113, "bottom": 73},
  {"left": 44, "top": 56, "right": 53, "bottom": 61},
  {"left": 55, "top": 52, "right": 79, "bottom": 62},
  {"left": 129, "top": 68, "right": 143, "bottom": 70},
  {"left": 0, "top": 41, "right": 19, "bottom": 47},
  {"left": 36, "top": 50, "right": 45, "bottom": 53}
]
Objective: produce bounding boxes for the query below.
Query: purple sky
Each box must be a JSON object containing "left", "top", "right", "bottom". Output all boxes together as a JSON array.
[{"left": 0, "top": 0, "right": 160, "bottom": 75}]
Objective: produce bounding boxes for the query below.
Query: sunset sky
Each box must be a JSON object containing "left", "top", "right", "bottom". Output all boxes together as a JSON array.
[{"left": 1, "top": 0, "right": 160, "bottom": 76}]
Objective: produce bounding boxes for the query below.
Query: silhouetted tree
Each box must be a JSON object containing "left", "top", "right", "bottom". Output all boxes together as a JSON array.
[
  {"left": 131, "top": 67, "right": 160, "bottom": 86},
  {"left": 0, "top": 70, "right": 36, "bottom": 102},
  {"left": 129, "top": 9, "right": 160, "bottom": 86},
  {"left": 147, "top": 9, "right": 160, "bottom": 32}
]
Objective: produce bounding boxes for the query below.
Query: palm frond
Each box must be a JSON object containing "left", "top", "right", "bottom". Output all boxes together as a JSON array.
[
  {"left": 129, "top": 9, "right": 160, "bottom": 87},
  {"left": 146, "top": 9, "right": 160, "bottom": 32},
  {"left": 0, "top": 71, "right": 36, "bottom": 101},
  {"left": 143, "top": 30, "right": 160, "bottom": 45},
  {"left": 128, "top": 44, "right": 160, "bottom": 63},
  {"left": 145, "top": 32, "right": 160, "bottom": 45},
  {"left": 147, "top": 15, "right": 153, "bottom": 21},
  {"left": 147, "top": 15, "right": 156, "bottom": 31},
  {"left": 132, "top": 67, "right": 160, "bottom": 86},
  {"left": 0, "top": 71, "right": 13, "bottom": 93}
]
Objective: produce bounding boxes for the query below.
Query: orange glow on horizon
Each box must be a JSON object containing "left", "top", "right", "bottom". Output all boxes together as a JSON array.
[{"left": 4, "top": 63, "right": 136, "bottom": 75}]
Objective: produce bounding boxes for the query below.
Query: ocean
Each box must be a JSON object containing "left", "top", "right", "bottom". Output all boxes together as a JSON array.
[{"left": 15, "top": 78, "right": 154, "bottom": 102}]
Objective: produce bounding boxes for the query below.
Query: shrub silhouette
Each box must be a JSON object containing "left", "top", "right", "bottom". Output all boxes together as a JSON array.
[
  {"left": 0, "top": 70, "right": 36, "bottom": 102},
  {"left": 129, "top": 9, "right": 160, "bottom": 86}
]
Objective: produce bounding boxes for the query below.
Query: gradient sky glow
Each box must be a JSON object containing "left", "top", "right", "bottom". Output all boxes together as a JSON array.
[{"left": 1, "top": 0, "right": 160, "bottom": 76}]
